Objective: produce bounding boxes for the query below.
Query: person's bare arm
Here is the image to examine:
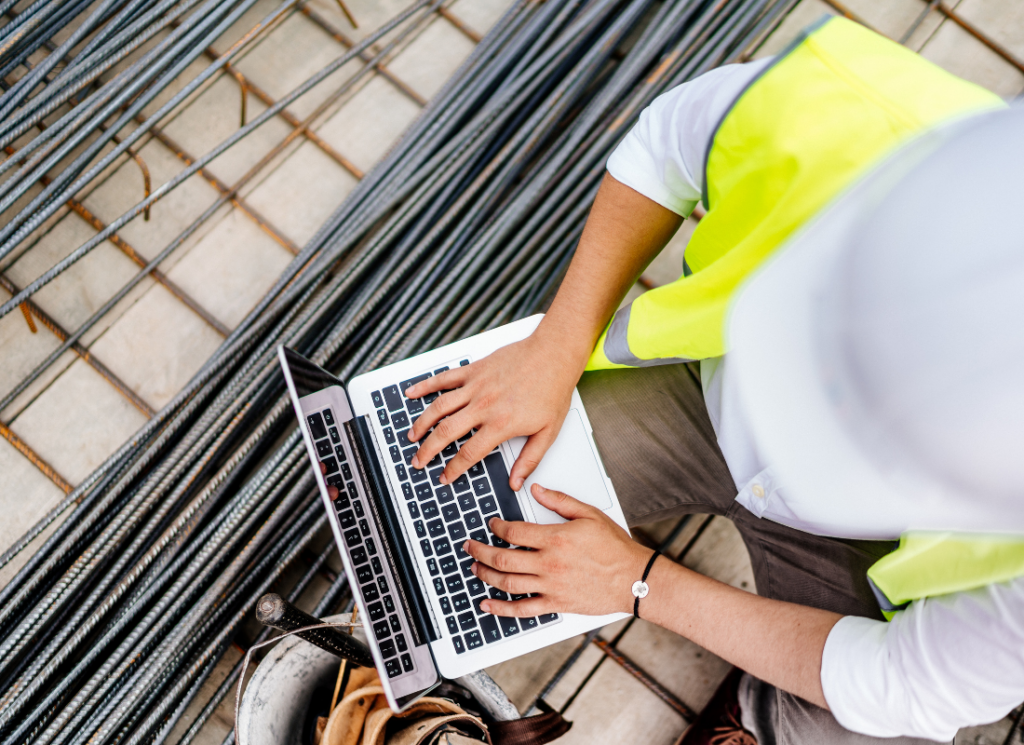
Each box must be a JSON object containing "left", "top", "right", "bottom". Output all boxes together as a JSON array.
[
  {"left": 465, "top": 485, "right": 841, "bottom": 709},
  {"left": 405, "top": 174, "right": 683, "bottom": 488}
]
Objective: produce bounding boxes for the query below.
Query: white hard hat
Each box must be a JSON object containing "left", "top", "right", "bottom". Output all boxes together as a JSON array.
[{"left": 728, "top": 104, "right": 1024, "bottom": 537}]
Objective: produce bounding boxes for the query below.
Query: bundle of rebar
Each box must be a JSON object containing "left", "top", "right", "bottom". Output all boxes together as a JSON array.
[{"left": 0, "top": 0, "right": 795, "bottom": 742}]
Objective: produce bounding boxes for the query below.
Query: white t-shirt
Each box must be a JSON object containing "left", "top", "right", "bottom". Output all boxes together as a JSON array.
[{"left": 606, "top": 62, "right": 1024, "bottom": 742}]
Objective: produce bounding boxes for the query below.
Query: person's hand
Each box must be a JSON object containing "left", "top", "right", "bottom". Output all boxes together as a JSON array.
[
  {"left": 404, "top": 330, "right": 587, "bottom": 490},
  {"left": 463, "top": 485, "right": 652, "bottom": 617},
  {"left": 319, "top": 462, "right": 339, "bottom": 501}
]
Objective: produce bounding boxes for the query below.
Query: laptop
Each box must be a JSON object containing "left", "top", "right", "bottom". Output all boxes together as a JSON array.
[{"left": 278, "top": 314, "right": 629, "bottom": 712}]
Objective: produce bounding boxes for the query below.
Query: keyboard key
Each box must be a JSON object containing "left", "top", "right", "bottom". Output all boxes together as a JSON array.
[
  {"left": 329, "top": 427, "right": 341, "bottom": 444},
  {"left": 492, "top": 535, "right": 510, "bottom": 549},
  {"left": 426, "top": 558, "right": 438, "bottom": 576},
  {"left": 429, "top": 468, "right": 445, "bottom": 486},
  {"left": 486, "top": 453, "right": 525, "bottom": 522},
  {"left": 446, "top": 616, "right": 459, "bottom": 634},
  {"left": 415, "top": 483, "right": 433, "bottom": 501},
  {"left": 478, "top": 495, "right": 497, "bottom": 514},
  {"left": 395, "top": 464, "right": 408, "bottom": 481},
  {"left": 468, "top": 462, "right": 484, "bottom": 478},
  {"left": 372, "top": 557, "right": 383, "bottom": 574},
  {"left": 396, "top": 429, "right": 413, "bottom": 448},
  {"left": 511, "top": 593, "right": 528, "bottom": 601},
  {"left": 408, "top": 502, "right": 420, "bottom": 519},
  {"left": 410, "top": 467, "right": 427, "bottom": 483},
  {"left": 402, "top": 483, "right": 414, "bottom": 500},
  {"left": 433, "top": 537, "right": 452, "bottom": 556},
  {"left": 377, "top": 576, "right": 389, "bottom": 594},
  {"left": 440, "top": 555, "right": 458, "bottom": 575},
  {"left": 353, "top": 500, "right": 364, "bottom": 518},
  {"left": 453, "top": 474, "right": 471, "bottom": 493},
  {"left": 488, "top": 588, "right": 509, "bottom": 600},
  {"left": 335, "top": 445, "right": 347, "bottom": 462},
  {"left": 396, "top": 633, "right": 408, "bottom": 652},
  {"left": 457, "top": 493, "right": 476, "bottom": 511},
  {"left": 385, "top": 659, "right": 402, "bottom": 678},
  {"left": 469, "top": 530, "right": 488, "bottom": 545},
  {"left": 339, "top": 510, "right": 356, "bottom": 529},
  {"left": 465, "top": 631, "right": 484, "bottom": 650},
  {"left": 359, "top": 519, "right": 370, "bottom": 537},
  {"left": 316, "top": 439, "right": 332, "bottom": 458},
  {"left": 389, "top": 445, "right": 401, "bottom": 463},
  {"left": 441, "top": 503, "right": 459, "bottom": 522},
  {"left": 371, "top": 390, "right": 384, "bottom": 408},
  {"left": 448, "top": 522, "right": 467, "bottom": 541},
  {"left": 421, "top": 501, "right": 439, "bottom": 520},
  {"left": 479, "top": 614, "right": 501, "bottom": 644},
  {"left": 461, "top": 559, "right": 475, "bottom": 578},
  {"left": 440, "top": 597, "right": 452, "bottom": 615},
  {"left": 323, "top": 409, "right": 335, "bottom": 426},
  {"left": 455, "top": 541, "right": 471, "bottom": 560},
  {"left": 499, "top": 616, "right": 520, "bottom": 638},
  {"left": 414, "top": 520, "right": 426, "bottom": 538},
  {"left": 407, "top": 398, "right": 424, "bottom": 415},
  {"left": 384, "top": 595, "right": 396, "bottom": 613},
  {"left": 435, "top": 485, "right": 454, "bottom": 503},
  {"left": 377, "top": 409, "right": 389, "bottom": 427},
  {"left": 428, "top": 519, "right": 445, "bottom": 538},
  {"left": 451, "top": 593, "right": 471, "bottom": 613},
  {"left": 473, "top": 595, "right": 488, "bottom": 614},
  {"left": 344, "top": 528, "right": 361, "bottom": 545},
  {"left": 464, "top": 511, "right": 483, "bottom": 531},
  {"left": 434, "top": 367, "right": 450, "bottom": 375},
  {"left": 539, "top": 613, "right": 559, "bottom": 624},
  {"left": 341, "top": 463, "right": 352, "bottom": 480},
  {"left": 366, "top": 538, "right": 377, "bottom": 555},
  {"left": 442, "top": 442, "right": 458, "bottom": 458},
  {"left": 379, "top": 638, "right": 396, "bottom": 658},
  {"left": 363, "top": 583, "right": 380, "bottom": 602},
  {"left": 401, "top": 653, "right": 414, "bottom": 672},
  {"left": 350, "top": 546, "right": 367, "bottom": 565},
  {"left": 356, "top": 565, "right": 373, "bottom": 584},
  {"left": 520, "top": 617, "right": 539, "bottom": 631},
  {"left": 392, "top": 411, "right": 410, "bottom": 430},
  {"left": 433, "top": 578, "right": 446, "bottom": 596},
  {"left": 467, "top": 578, "right": 486, "bottom": 596},
  {"left": 321, "top": 456, "right": 339, "bottom": 475},
  {"left": 389, "top": 614, "right": 401, "bottom": 633},
  {"left": 403, "top": 446, "right": 417, "bottom": 465},
  {"left": 307, "top": 413, "right": 327, "bottom": 439},
  {"left": 327, "top": 473, "right": 343, "bottom": 488},
  {"left": 472, "top": 478, "right": 489, "bottom": 496},
  {"left": 383, "top": 385, "right": 403, "bottom": 412},
  {"left": 383, "top": 426, "right": 395, "bottom": 444},
  {"left": 368, "top": 601, "right": 385, "bottom": 621},
  {"left": 452, "top": 636, "right": 466, "bottom": 654},
  {"left": 458, "top": 611, "right": 477, "bottom": 631},
  {"left": 400, "top": 373, "right": 431, "bottom": 393},
  {"left": 420, "top": 539, "right": 432, "bottom": 556},
  {"left": 446, "top": 575, "right": 465, "bottom": 594}
]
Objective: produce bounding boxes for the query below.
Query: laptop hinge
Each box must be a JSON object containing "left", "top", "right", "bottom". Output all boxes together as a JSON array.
[{"left": 346, "top": 416, "right": 439, "bottom": 646}]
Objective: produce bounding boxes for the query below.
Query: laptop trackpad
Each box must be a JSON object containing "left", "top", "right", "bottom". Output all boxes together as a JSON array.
[{"left": 509, "top": 410, "right": 612, "bottom": 524}]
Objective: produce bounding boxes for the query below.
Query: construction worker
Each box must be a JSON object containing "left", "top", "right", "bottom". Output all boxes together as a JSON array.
[{"left": 405, "top": 15, "right": 1024, "bottom": 743}]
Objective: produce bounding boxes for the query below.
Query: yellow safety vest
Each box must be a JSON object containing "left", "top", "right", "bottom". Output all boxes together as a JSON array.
[{"left": 589, "top": 15, "right": 1021, "bottom": 616}]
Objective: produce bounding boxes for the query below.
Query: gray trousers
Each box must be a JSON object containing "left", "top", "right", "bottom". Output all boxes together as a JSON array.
[{"left": 577, "top": 363, "right": 934, "bottom": 745}]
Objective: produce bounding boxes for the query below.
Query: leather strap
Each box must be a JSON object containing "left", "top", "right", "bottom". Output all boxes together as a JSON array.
[
  {"left": 633, "top": 550, "right": 661, "bottom": 619},
  {"left": 489, "top": 711, "right": 572, "bottom": 745}
]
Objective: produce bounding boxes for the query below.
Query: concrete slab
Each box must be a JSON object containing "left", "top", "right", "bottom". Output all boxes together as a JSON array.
[
  {"left": 834, "top": 0, "right": 929, "bottom": 40},
  {"left": 448, "top": 0, "right": 512, "bottom": 37},
  {"left": 10, "top": 359, "right": 148, "bottom": 486},
  {"left": 753, "top": 0, "right": 832, "bottom": 59},
  {"left": 242, "top": 140, "right": 359, "bottom": 247},
  {"left": 316, "top": 74, "right": 423, "bottom": 173},
  {"left": 955, "top": 0, "right": 1024, "bottom": 62},
  {"left": 485, "top": 635, "right": 589, "bottom": 714},
  {"left": 164, "top": 207, "right": 294, "bottom": 330},
  {"left": 919, "top": 16, "right": 1024, "bottom": 98},
  {"left": 386, "top": 16, "right": 478, "bottom": 101},
  {"left": 0, "top": 437, "right": 67, "bottom": 562},
  {"left": 88, "top": 284, "right": 224, "bottom": 411}
]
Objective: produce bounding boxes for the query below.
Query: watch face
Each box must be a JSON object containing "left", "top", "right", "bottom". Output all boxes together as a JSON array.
[{"left": 631, "top": 580, "right": 650, "bottom": 599}]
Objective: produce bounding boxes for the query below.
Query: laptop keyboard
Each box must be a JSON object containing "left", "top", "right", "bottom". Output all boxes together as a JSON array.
[
  {"left": 306, "top": 406, "right": 415, "bottom": 681},
  {"left": 373, "top": 360, "right": 560, "bottom": 656}
]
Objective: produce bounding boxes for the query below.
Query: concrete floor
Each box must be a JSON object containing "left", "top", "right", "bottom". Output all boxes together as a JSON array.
[{"left": 1, "top": 0, "right": 1022, "bottom": 742}]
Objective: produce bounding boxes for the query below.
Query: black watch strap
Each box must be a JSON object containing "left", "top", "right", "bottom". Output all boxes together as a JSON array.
[{"left": 632, "top": 550, "right": 661, "bottom": 619}]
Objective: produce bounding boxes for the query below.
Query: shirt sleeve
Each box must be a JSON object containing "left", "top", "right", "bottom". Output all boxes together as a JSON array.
[
  {"left": 605, "top": 58, "right": 773, "bottom": 217},
  {"left": 821, "top": 577, "right": 1024, "bottom": 741}
]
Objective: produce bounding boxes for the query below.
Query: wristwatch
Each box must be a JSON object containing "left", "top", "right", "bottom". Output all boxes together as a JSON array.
[{"left": 632, "top": 550, "right": 661, "bottom": 619}]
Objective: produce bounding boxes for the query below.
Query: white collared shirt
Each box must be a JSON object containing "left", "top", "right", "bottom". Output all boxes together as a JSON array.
[{"left": 606, "top": 62, "right": 1024, "bottom": 742}]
